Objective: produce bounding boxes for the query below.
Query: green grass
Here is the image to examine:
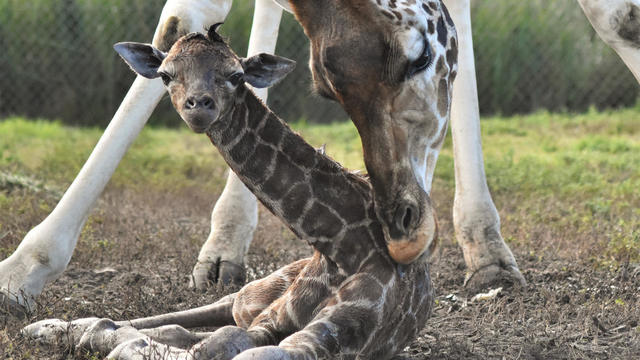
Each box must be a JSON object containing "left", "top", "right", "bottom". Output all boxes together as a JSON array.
[{"left": 1, "top": 110, "right": 639, "bottom": 265}]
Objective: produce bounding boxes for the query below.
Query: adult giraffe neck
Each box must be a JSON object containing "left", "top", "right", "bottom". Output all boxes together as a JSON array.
[{"left": 206, "top": 86, "right": 387, "bottom": 273}]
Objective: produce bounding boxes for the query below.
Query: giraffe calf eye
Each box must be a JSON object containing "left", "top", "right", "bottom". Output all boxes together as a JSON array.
[
  {"left": 158, "top": 71, "right": 173, "bottom": 86},
  {"left": 228, "top": 72, "right": 244, "bottom": 86}
]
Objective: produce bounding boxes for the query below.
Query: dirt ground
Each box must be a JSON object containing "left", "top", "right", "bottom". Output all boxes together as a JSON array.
[{"left": 1, "top": 179, "right": 639, "bottom": 359}]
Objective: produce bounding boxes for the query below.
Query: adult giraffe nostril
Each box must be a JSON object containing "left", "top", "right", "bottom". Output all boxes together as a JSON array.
[
  {"left": 201, "top": 97, "right": 213, "bottom": 109},
  {"left": 402, "top": 207, "right": 413, "bottom": 231},
  {"left": 392, "top": 202, "right": 419, "bottom": 238}
]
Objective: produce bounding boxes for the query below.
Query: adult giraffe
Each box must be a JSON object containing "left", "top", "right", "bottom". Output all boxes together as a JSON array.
[{"left": 2, "top": 0, "right": 639, "bottom": 312}]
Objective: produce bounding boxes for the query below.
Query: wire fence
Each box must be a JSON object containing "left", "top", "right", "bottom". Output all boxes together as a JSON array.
[{"left": 0, "top": 0, "right": 637, "bottom": 127}]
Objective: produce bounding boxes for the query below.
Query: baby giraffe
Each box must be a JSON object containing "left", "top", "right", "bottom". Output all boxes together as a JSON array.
[{"left": 24, "top": 25, "right": 438, "bottom": 360}]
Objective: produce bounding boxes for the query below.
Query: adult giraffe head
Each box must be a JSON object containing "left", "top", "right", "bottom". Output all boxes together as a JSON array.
[{"left": 277, "top": 0, "right": 458, "bottom": 264}]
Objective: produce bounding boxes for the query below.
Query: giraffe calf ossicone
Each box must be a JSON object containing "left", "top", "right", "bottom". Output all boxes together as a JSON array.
[{"left": 24, "top": 25, "right": 439, "bottom": 360}]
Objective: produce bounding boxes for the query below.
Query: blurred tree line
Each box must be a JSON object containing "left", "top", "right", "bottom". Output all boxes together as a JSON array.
[{"left": 0, "top": 0, "right": 637, "bottom": 127}]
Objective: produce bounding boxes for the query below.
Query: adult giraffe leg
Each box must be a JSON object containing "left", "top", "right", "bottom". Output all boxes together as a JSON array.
[
  {"left": 442, "top": 0, "right": 525, "bottom": 290},
  {"left": 191, "top": 0, "right": 284, "bottom": 289},
  {"left": 578, "top": 0, "right": 640, "bottom": 82},
  {"left": 0, "top": 0, "right": 233, "bottom": 314}
]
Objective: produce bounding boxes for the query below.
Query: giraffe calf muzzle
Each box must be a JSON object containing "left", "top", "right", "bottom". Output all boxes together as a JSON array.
[
  {"left": 185, "top": 94, "right": 215, "bottom": 110},
  {"left": 182, "top": 94, "right": 217, "bottom": 132}
]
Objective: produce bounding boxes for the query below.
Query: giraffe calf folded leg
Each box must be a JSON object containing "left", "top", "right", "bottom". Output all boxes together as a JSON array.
[
  {"left": 24, "top": 259, "right": 307, "bottom": 357},
  {"left": 21, "top": 317, "right": 101, "bottom": 347},
  {"left": 106, "top": 325, "right": 263, "bottom": 360}
]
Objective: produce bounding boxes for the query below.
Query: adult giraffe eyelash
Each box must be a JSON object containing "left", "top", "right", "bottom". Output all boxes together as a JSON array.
[{"left": 408, "top": 40, "right": 433, "bottom": 77}]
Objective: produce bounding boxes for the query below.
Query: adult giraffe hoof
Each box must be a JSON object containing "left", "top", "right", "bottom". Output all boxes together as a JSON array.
[
  {"left": 190, "top": 259, "right": 245, "bottom": 289},
  {"left": 219, "top": 261, "right": 245, "bottom": 285},
  {"left": 1, "top": 291, "right": 27, "bottom": 318},
  {"left": 464, "top": 263, "right": 526, "bottom": 292},
  {"left": 22, "top": 317, "right": 100, "bottom": 347}
]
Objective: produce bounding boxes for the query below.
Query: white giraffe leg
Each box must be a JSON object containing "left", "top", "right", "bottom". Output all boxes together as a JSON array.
[
  {"left": 191, "top": 0, "right": 283, "bottom": 289},
  {"left": 0, "top": 77, "right": 164, "bottom": 313},
  {"left": 443, "top": 0, "right": 525, "bottom": 289},
  {"left": 578, "top": 0, "right": 640, "bottom": 82},
  {"left": 0, "top": 0, "right": 233, "bottom": 313}
]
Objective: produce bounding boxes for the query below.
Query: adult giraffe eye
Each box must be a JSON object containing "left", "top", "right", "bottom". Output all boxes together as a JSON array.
[
  {"left": 408, "top": 42, "right": 432, "bottom": 77},
  {"left": 228, "top": 72, "right": 244, "bottom": 86},
  {"left": 159, "top": 72, "right": 172, "bottom": 86}
]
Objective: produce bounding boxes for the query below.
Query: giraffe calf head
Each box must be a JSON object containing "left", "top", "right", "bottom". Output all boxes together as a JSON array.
[{"left": 114, "top": 24, "right": 295, "bottom": 133}]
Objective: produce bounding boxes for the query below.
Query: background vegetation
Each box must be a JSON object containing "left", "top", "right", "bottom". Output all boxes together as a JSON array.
[{"left": 0, "top": 0, "right": 637, "bottom": 127}]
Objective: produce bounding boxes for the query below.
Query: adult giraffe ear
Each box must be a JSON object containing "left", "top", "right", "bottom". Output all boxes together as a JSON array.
[
  {"left": 113, "top": 42, "right": 167, "bottom": 79},
  {"left": 240, "top": 53, "right": 296, "bottom": 88}
]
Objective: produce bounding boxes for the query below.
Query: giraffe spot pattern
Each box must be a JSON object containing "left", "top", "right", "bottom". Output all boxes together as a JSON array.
[
  {"left": 220, "top": 102, "right": 247, "bottom": 146},
  {"left": 280, "top": 183, "right": 311, "bottom": 224},
  {"left": 229, "top": 131, "right": 256, "bottom": 165},
  {"left": 301, "top": 201, "right": 344, "bottom": 239},
  {"left": 310, "top": 171, "right": 367, "bottom": 224},
  {"left": 242, "top": 143, "right": 275, "bottom": 184},
  {"left": 258, "top": 116, "right": 285, "bottom": 145},
  {"left": 262, "top": 153, "right": 306, "bottom": 200},
  {"left": 437, "top": 78, "right": 449, "bottom": 117}
]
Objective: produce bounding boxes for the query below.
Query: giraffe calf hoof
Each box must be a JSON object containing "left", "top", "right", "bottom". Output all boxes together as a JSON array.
[
  {"left": 22, "top": 317, "right": 100, "bottom": 347},
  {"left": 232, "top": 346, "right": 292, "bottom": 360},
  {"left": 193, "top": 325, "right": 254, "bottom": 359},
  {"left": 464, "top": 263, "right": 526, "bottom": 292},
  {"left": 107, "top": 338, "right": 151, "bottom": 360}
]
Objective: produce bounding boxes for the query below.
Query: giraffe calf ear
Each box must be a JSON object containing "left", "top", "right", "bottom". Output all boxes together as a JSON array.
[
  {"left": 114, "top": 42, "right": 167, "bottom": 79},
  {"left": 240, "top": 54, "right": 296, "bottom": 88}
]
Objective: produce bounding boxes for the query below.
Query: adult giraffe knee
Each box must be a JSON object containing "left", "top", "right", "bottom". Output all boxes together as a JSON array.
[{"left": 0, "top": 0, "right": 233, "bottom": 314}]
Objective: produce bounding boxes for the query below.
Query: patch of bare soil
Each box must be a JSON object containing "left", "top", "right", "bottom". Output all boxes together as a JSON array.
[{"left": 1, "top": 184, "right": 639, "bottom": 359}]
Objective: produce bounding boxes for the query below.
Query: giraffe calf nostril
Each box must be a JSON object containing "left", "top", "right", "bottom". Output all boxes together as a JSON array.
[
  {"left": 185, "top": 95, "right": 215, "bottom": 110},
  {"left": 202, "top": 96, "right": 214, "bottom": 109}
]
